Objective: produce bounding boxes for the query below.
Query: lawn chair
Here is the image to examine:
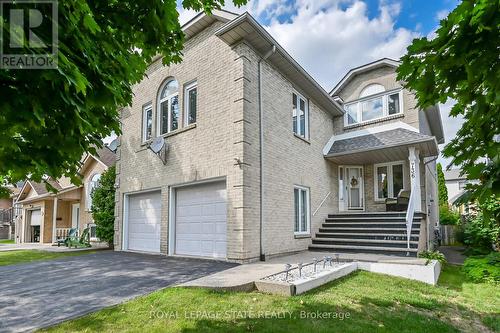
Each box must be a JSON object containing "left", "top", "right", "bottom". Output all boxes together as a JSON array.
[
  {"left": 385, "top": 189, "right": 410, "bottom": 211},
  {"left": 67, "top": 227, "right": 91, "bottom": 248},
  {"left": 56, "top": 228, "right": 77, "bottom": 247}
]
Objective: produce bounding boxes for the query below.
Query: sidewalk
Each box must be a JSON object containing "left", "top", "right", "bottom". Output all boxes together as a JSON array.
[
  {"left": 438, "top": 246, "right": 467, "bottom": 265},
  {"left": 180, "top": 251, "right": 428, "bottom": 291},
  {"left": 0, "top": 242, "right": 109, "bottom": 252}
]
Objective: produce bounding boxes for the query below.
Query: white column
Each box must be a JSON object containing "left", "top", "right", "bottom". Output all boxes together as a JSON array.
[
  {"left": 408, "top": 147, "right": 422, "bottom": 212},
  {"left": 52, "top": 197, "right": 58, "bottom": 243}
]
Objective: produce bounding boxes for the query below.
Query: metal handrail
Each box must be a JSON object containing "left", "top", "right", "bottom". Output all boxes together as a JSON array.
[
  {"left": 405, "top": 182, "right": 417, "bottom": 254},
  {"left": 313, "top": 191, "right": 331, "bottom": 216}
]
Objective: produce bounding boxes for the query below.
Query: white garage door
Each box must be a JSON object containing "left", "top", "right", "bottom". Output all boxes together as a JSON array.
[
  {"left": 175, "top": 181, "right": 227, "bottom": 258},
  {"left": 126, "top": 191, "right": 161, "bottom": 253}
]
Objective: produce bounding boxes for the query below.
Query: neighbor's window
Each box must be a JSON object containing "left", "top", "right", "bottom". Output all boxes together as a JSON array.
[
  {"left": 292, "top": 92, "right": 309, "bottom": 139},
  {"left": 142, "top": 104, "right": 153, "bottom": 142},
  {"left": 86, "top": 173, "right": 101, "bottom": 210},
  {"left": 374, "top": 162, "right": 405, "bottom": 200},
  {"left": 294, "top": 186, "right": 310, "bottom": 234},
  {"left": 458, "top": 180, "right": 467, "bottom": 190},
  {"left": 184, "top": 81, "right": 197, "bottom": 125},
  {"left": 158, "top": 79, "right": 179, "bottom": 134},
  {"left": 88, "top": 223, "right": 98, "bottom": 241},
  {"left": 344, "top": 88, "right": 403, "bottom": 126}
]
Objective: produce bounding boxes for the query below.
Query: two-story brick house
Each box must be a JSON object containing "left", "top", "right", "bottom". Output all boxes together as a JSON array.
[{"left": 114, "top": 10, "right": 443, "bottom": 262}]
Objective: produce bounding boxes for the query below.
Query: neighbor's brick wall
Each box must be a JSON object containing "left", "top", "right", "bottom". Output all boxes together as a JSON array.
[{"left": 115, "top": 22, "right": 249, "bottom": 261}]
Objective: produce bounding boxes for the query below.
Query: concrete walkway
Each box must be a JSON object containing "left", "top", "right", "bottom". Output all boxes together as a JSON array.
[
  {"left": 0, "top": 251, "right": 236, "bottom": 332},
  {"left": 438, "top": 246, "right": 467, "bottom": 265},
  {"left": 181, "top": 251, "right": 428, "bottom": 290},
  {"left": 0, "top": 242, "right": 109, "bottom": 252}
]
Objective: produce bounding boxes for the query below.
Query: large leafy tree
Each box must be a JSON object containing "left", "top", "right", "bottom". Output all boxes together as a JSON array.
[
  {"left": 91, "top": 165, "right": 115, "bottom": 247},
  {"left": 0, "top": 0, "right": 245, "bottom": 195},
  {"left": 397, "top": 0, "right": 500, "bottom": 207}
]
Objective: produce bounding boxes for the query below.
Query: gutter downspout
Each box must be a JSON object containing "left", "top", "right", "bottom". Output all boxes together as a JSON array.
[{"left": 259, "top": 45, "right": 276, "bottom": 262}]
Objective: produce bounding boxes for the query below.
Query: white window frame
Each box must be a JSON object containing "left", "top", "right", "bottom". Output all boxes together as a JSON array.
[
  {"left": 86, "top": 173, "right": 101, "bottom": 211},
  {"left": 292, "top": 91, "right": 309, "bottom": 139},
  {"left": 294, "top": 185, "right": 310, "bottom": 235},
  {"left": 344, "top": 89, "right": 403, "bottom": 126},
  {"left": 374, "top": 161, "right": 406, "bottom": 201},
  {"left": 157, "top": 80, "right": 179, "bottom": 135},
  {"left": 87, "top": 223, "right": 98, "bottom": 241},
  {"left": 142, "top": 103, "right": 153, "bottom": 142},
  {"left": 184, "top": 81, "right": 197, "bottom": 126}
]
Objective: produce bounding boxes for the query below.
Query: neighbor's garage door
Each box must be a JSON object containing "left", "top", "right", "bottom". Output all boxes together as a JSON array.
[
  {"left": 175, "top": 181, "right": 227, "bottom": 258},
  {"left": 126, "top": 191, "right": 161, "bottom": 253},
  {"left": 30, "top": 209, "right": 42, "bottom": 226}
]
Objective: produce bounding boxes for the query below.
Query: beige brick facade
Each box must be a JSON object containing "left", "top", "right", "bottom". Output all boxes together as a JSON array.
[{"left": 116, "top": 19, "right": 439, "bottom": 261}]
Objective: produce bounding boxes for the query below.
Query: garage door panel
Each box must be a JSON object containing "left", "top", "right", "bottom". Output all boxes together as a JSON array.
[
  {"left": 127, "top": 191, "right": 161, "bottom": 253},
  {"left": 175, "top": 181, "right": 227, "bottom": 258}
]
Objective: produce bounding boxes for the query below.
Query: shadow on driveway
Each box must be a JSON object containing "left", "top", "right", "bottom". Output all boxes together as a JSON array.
[{"left": 0, "top": 251, "right": 237, "bottom": 332}]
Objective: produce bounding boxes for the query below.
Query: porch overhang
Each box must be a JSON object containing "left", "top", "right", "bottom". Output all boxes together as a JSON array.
[{"left": 323, "top": 124, "right": 439, "bottom": 164}]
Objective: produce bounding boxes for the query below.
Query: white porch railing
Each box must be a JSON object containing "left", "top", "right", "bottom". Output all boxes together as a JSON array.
[
  {"left": 313, "top": 192, "right": 331, "bottom": 216},
  {"left": 405, "top": 181, "right": 418, "bottom": 255},
  {"left": 55, "top": 228, "right": 73, "bottom": 240}
]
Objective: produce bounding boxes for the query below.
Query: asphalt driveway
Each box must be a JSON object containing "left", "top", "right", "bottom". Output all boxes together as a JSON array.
[{"left": 0, "top": 251, "right": 237, "bottom": 332}]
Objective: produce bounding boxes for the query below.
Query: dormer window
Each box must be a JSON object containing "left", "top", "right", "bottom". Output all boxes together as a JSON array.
[{"left": 344, "top": 84, "right": 403, "bottom": 126}]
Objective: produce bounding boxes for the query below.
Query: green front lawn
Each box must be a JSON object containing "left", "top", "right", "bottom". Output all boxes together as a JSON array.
[
  {"left": 0, "top": 239, "right": 15, "bottom": 244},
  {"left": 0, "top": 250, "right": 96, "bottom": 266},
  {"left": 42, "top": 264, "right": 499, "bottom": 333}
]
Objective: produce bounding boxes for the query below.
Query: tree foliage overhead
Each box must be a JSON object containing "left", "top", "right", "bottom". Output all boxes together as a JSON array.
[
  {"left": 397, "top": 0, "right": 500, "bottom": 206},
  {"left": 437, "top": 163, "right": 448, "bottom": 205},
  {"left": 0, "top": 0, "right": 246, "bottom": 195},
  {"left": 91, "top": 165, "right": 116, "bottom": 246}
]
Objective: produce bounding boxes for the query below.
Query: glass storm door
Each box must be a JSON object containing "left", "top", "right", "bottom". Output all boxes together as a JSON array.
[{"left": 346, "top": 167, "right": 363, "bottom": 210}]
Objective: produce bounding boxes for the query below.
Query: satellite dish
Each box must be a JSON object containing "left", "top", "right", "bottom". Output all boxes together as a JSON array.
[
  {"left": 149, "top": 137, "right": 164, "bottom": 154},
  {"left": 148, "top": 137, "right": 168, "bottom": 165}
]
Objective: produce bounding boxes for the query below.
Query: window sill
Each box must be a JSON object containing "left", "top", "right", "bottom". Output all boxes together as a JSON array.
[
  {"left": 344, "top": 113, "right": 404, "bottom": 129},
  {"left": 294, "top": 233, "right": 311, "bottom": 239},
  {"left": 293, "top": 133, "right": 311, "bottom": 144},
  {"left": 140, "top": 123, "right": 197, "bottom": 147}
]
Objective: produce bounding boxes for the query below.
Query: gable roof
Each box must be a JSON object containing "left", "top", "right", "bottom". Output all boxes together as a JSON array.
[
  {"left": 215, "top": 12, "right": 344, "bottom": 116},
  {"left": 330, "top": 58, "right": 400, "bottom": 96},
  {"left": 183, "top": 9, "right": 238, "bottom": 39},
  {"left": 16, "top": 178, "right": 62, "bottom": 202}
]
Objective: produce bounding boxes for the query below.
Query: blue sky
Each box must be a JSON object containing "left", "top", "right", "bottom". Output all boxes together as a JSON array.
[{"left": 178, "top": 0, "right": 463, "bottom": 166}]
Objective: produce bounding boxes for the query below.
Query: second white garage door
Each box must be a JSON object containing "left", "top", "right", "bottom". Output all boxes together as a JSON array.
[
  {"left": 127, "top": 191, "right": 161, "bottom": 253},
  {"left": 175, "top": 181, "right": 227, "bottom": 258}
]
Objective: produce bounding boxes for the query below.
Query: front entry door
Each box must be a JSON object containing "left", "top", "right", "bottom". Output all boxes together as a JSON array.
[
  {"left": 71, "top": 203, "right": 80, "bottom": 229},
  {"left": 346, "top": 167, "right": 364, "bottom": 210}
]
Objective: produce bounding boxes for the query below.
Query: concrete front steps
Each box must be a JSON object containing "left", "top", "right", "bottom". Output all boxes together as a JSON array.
[{"left": 309, "top": 212, "right": 423, "bottom": 257}]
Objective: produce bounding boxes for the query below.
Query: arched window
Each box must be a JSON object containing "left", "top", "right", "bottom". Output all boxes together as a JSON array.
[
  {"left": 359, "top": 83, "right": 385, "bottom": 98},
  {"left": 158, "top": 79, "right": 179, "bottom": 134},
  {"left": 86, "top": 173, "right": 101, "bottom": 210}
]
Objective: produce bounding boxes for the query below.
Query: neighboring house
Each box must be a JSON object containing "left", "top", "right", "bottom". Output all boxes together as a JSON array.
[
  {"left": 14, "top": 147, "right": 115, "bottom": 244},
  {"left": 0, "top": 186, "right": 20, "bottom": 240},
  {"left": 115, "top": 10, "right": 444, "bottom": 261},
  {"left": 444, "top": 169, "right": 475, "bottom": 216}
]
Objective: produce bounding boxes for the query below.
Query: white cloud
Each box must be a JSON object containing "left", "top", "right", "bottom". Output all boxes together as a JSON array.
[
  {"left": 177, "top": 0, "right": 461, "bottom": 152},
  {"left": 436, "top": 9, "right": 449, "bottom": 21}
]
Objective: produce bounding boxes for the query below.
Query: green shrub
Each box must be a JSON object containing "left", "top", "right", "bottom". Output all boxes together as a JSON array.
[
  {"left": 91, "top": 165, "right": 116, "bottom": 247},
  {"left": 463, "top": 198, "right": 500, "bottom": 253},
  {"left": 418, "top": 250, "right": 447, "bottom": 265},
  {"left": 439, "top": 205, "right": 460, "bottom": 225},
  {"left": 463, "top": 252, "right": 500, "bottom": 283}
]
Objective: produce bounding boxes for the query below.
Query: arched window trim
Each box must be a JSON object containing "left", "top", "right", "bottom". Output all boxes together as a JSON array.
[
  {"left": 359, "top": 83, "right": 385, "bottom": 98},
  {"left": 86, "top": 173, "right": 101, "bottom": 211},
  {"left": 157, "top": 78, "right": 179, "bottom": 135}
]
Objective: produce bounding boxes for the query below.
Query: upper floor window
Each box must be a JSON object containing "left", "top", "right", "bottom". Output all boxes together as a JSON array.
[
  {"left": 158, "top": 79, "right": 179, "bottom": 134},
  {"left": 142, "top": 104, "right": 153, "bottom": 142},
  {"left": 344, "top": 86, "right": 403, "bottom": 126},
  {"left": 458, "top": 180, "right": 467, "bottom": 190},
  {"left": 184, "top": 81, "right": 197, "bottom": 126},
  {"left": 292, "top": 91, "right": 309, "bottom": 139},
  {"left": 87, "top": 173, "right": 101, "bottom": 210}
]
